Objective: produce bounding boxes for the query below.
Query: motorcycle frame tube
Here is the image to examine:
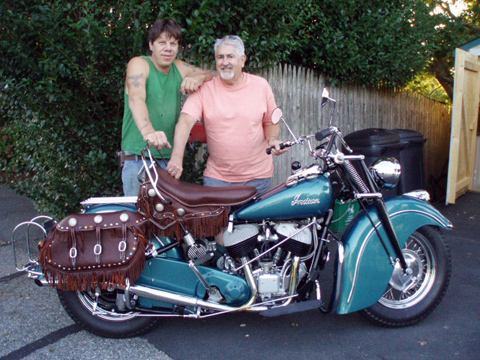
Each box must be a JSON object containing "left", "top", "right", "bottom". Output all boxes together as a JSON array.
[{"left": 334, "top": 196, "right": 452, "bottom": 314}]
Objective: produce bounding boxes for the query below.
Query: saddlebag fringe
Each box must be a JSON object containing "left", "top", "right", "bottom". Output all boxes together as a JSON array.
[
  {"left": 39, "top": 211, "right": 148, "bottom": 291},
  {"left": 138, "top": 182, "right": 229, "bottom": 240}
]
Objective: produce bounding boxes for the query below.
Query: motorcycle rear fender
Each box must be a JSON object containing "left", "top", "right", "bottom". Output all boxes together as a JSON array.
[{"left": 335, "top": 196, "right": 452, "bottom": 315}]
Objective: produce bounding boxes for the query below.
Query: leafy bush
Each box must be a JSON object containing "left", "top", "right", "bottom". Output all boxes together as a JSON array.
[{"left": 1, "top": 1, "right": 150, "bottom": 217}]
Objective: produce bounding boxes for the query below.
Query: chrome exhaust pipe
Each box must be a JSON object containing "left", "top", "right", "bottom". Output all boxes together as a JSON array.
[
  {"left": 34, "top": 278, "right": 48, "bottom": 287},
  {"left": 129, "top": 284, "right": 240, "bottom": 312},
  {"left": 27, "top": 271, "right": 49, "bottom": 287}
]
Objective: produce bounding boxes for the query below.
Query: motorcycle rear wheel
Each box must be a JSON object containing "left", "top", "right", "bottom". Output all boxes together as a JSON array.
[
  {"left": 58, "top": 289, "right": 158, "bottom": 338},
  {"left": 362, "top": 225, "right": 451, "bottom": 327}
]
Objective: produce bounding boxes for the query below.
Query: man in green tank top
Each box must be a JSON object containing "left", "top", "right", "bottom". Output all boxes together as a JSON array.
[{"left": 121, "top": 18, "right": 215, "bottom": 196}]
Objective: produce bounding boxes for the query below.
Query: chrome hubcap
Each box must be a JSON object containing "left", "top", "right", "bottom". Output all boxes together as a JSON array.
[{"left": 379, "top": 232, "right": 436, "bottom": 309}]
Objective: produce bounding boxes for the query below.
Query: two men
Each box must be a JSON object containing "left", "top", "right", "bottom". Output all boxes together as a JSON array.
[
  {"left": 166, "top": 35, "right": 287, "bottom": 195},
  {"left": 121, "top": 18, "right": 214, "bottom": 196}
]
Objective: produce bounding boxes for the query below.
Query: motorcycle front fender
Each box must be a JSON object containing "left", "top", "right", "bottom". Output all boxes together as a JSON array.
[{"left": 335, "top": 196, "right": 452, "bottom": 315}]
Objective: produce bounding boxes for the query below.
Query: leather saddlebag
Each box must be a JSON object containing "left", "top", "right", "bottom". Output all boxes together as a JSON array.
[{"left": 39, "top": 211, "right": 149, "bottom": 291}]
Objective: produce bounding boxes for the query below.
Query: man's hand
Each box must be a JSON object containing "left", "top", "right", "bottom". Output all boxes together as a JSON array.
[
  {"left": 268, "top": 138, "right": 290, "bottom": 156},
  {"left": 144, "top": 131, "right": 171, "bottom": 151},
  {"left": 180, "top": 75, "right": 204, "bottom": 94},
  {"left": 166, "top": 155, "right": 183, "bottom": 179}
]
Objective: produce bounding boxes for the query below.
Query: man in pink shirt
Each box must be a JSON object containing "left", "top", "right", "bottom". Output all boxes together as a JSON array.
[{"left": 166, "top": 35, "right": 288, "bottom": 195}]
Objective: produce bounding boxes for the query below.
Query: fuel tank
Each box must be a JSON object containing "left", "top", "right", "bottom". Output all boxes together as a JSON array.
[{"left": 235, "top": 175, "right": 333, "bottom": 221}]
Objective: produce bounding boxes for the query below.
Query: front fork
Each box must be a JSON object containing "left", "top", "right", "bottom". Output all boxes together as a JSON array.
[
  {"left": 373, "top": 199, "right": 409, "bottom": 271},
  {"left": 343, "top": 160, "right": 410, "bottom": 272}
]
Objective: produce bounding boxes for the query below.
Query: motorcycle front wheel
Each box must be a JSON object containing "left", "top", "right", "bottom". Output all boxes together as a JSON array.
[
  {"left": 362, "top": 225, "right": 451, "bottom": 327},
  {"left": 58, "top": 289, "right": 158, "bottom": 338}
]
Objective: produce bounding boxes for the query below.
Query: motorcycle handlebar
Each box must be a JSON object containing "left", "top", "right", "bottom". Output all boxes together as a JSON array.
[
  {"left": 266, "top": 142, "right": 290, "bottom": 155},
  {"left": 315, "top": 128, "right": 334, "bottom": 142}
]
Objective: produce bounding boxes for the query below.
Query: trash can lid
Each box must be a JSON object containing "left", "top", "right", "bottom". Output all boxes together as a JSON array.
[
  {"left": 391, "top": 129, "right": 426, "bottom": 143},
  {"left": 344, "top": 128, "right": 400, "bottom": 147}
]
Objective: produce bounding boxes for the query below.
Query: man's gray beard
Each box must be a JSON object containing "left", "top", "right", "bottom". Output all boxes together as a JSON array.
[{"left": 220, "top": 71, "right": 234, "bottom": 80}]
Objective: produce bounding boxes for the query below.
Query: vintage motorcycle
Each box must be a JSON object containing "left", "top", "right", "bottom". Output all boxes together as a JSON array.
[{"left": 12, "top": 89, "right": 452, "bottom": 338}]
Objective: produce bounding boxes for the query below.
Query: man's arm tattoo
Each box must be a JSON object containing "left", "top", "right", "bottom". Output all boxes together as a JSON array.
[
  {"left": 139, "top": 120, "right": 150, "bottom": 132},
  {"left": 128, "top": 73, "right": 144, "bottom": 87}
]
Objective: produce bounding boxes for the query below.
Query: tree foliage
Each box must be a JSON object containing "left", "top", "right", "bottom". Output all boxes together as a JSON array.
[
  {"left": 289, "top": 0, "right": 438, "bottom": 88},
  {"left": 423, "top": 0, "right": 480, "bottom": 99},
  {"left": 405, "top": 72, "right": 451, "bottom": 104},
  {"left": 159, "top": 0, "right": 299, "bottom": 70}
]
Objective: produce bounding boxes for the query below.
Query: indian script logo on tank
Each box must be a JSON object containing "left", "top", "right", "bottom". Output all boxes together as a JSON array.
[{"left": 291, "top": 194, "right": 321, "bottom": 207}]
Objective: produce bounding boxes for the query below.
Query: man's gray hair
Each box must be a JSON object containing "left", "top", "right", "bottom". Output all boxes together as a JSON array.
[{"left": 214, "top": 35, "right": 245, "bottom": 57}]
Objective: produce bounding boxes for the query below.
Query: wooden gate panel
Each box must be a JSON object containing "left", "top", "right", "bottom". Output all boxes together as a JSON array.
[{"left": 446, "top": 49, "right": 480, "bottom": 204}]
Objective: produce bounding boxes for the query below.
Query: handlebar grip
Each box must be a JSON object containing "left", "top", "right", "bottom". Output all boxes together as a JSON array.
[
  {"left": 266, "top": 142, "right": 289, "bottom": 155},
  {"left": 315, "top": 128, "right": 333, "bottom": 142}
]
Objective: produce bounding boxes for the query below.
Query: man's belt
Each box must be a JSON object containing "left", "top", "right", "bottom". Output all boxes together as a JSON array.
[
  {"left": 124, "top": 154, "right": 143, "bottom": 161},
  {"left": 124, "top": 154, "right": 167, "bottom": 162}
]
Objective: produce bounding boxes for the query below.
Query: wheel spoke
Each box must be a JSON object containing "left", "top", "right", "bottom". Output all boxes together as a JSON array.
[{"left": 380, "top": 231, "right": 436, "bottom": 309}]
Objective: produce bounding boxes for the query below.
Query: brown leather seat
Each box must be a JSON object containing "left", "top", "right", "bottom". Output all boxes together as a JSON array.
[{"left": 150, "top": 167, "right": 258, "bottom": 207}]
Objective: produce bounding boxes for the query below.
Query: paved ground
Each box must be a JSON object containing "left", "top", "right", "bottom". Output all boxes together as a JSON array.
[{"left": 0, "top": 185, "right": 479, "bottom": 360}]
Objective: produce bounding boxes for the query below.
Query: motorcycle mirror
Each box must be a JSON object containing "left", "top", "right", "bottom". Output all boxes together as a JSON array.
[
  {"left": 272, "top": 107, "right": 298, "bottom": 142},
  {"left": 321, "top": 88, "right": 337, "bottom": 126},
  {"left": 321, "top": 88, "right": 330, "bottom": 108},
  {"left": 271, "top": 108, "right": 283, "bottom": 125}
]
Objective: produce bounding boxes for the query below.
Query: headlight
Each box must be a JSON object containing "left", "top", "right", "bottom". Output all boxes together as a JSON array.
[{"left": 369, "top": 158, "right": 401, "bottom": 189}]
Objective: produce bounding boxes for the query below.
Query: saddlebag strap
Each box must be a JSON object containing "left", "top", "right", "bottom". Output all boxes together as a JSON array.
[
  {"left": 39, "top": 211, "right": 149, "bottom": 291},
  {"left": 137, "top": 181, "right": 229, "bottom": 240}
]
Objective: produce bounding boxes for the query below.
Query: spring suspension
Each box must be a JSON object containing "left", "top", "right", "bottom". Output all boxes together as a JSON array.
[{"left": 342, "top": 160, "right": 370, "bottom": 193}]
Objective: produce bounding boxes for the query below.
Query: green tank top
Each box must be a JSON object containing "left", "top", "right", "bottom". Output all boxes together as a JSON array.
[{"left": 121, "top": 57, "right": 183, "bottom": 158}]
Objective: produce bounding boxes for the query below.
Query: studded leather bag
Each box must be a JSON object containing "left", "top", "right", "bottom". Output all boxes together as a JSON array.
[{"left": 39, "top": 211, "right": 149, "bottom": 291}]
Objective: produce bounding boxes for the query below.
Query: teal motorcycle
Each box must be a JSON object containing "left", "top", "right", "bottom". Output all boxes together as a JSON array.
[{"left": 12, "top": 89, "right": 452, "bottom": 338}]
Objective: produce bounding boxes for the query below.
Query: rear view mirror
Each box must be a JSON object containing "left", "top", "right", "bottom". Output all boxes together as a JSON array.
[
  {"left": 271, "top": 108, "right": 283, "bottom": 124},
  {"left": 321, "top": 88, "right": 330, "bottom": 108},
  {"left": 321, "top": 88, "right": 337, "bottom": 126}
]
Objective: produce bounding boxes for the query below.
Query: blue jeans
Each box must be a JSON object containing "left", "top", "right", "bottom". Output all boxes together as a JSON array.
[
  {"left": 122, "top": 154, "right": 168, "bottom": 196},
  {"left": 203, "top": 176, "right": 272, "bottom": 197}
]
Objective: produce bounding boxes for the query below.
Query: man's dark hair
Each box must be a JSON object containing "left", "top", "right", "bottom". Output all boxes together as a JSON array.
[{"left": 148, "top": 18, "right": 182, "bottom": 44}]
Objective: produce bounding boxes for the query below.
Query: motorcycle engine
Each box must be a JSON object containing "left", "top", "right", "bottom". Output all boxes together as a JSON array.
[{"left": 222, "top": 223, "right": 311, "bottom": 301}]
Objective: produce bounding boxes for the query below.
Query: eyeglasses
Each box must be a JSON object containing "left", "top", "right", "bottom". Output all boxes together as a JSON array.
[{"left": 226, "top": 35, "right": 239, "bottom": 40}]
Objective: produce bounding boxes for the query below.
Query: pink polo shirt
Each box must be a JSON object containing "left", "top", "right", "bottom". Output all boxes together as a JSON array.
[{"left": 181, "top": 73, "right": 277, "bottom": 182}]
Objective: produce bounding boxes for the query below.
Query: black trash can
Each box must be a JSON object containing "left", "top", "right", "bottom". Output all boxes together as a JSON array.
[
  {"left": 344, "top": 128, "right": 403, "bottom": 198},
  {"left": 391, "top": 129, "right": 427, "bottom": 194}
]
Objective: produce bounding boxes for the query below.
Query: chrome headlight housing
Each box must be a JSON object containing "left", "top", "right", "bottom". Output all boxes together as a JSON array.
[{"left": 369, "top": 158, "right": 401, "bottom": 189}]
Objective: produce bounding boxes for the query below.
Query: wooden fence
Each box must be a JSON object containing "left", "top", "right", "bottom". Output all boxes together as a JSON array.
[{"left": 257, "top": 64, "right": 452, "bottom": 200}]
